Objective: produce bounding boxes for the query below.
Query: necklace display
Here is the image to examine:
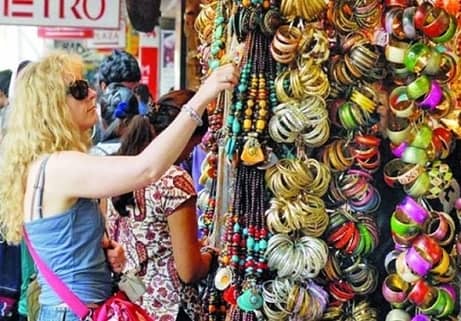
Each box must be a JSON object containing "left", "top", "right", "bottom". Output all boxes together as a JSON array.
[{"left": 195, "top": 0, "right": 461, "bottom": 321}]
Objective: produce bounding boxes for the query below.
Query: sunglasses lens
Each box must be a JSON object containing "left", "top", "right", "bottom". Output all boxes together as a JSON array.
[{"left": 68, "top": 80, "right": 89, "bottom": 100}]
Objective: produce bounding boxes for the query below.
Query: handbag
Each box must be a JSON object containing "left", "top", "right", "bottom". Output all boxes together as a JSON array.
[{"left": 23, "top": 229, "right": 154, "bottom": 321}]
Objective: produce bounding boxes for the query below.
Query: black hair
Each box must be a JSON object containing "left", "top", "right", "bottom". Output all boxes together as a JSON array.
[
  {"left": 112, "top": 89, "right": 208, "bottom": 216},
  {"left": 98, "top": 50, "right": 141, "bottom": 85},
  {"left": 151, "top": 89, "right": 208, "bottom": 137},
  {"left": 99, "top": 83, "right": 140, "bottom": 141},
  {"left": 133, "top": 83, "right": 152, "bottom": 104},
  {"left": 0, "top": 69, "right": 12, "bottom": 97}
]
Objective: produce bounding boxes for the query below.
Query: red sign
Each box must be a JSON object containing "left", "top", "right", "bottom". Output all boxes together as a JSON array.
[
  {"left": 0, "top": 0, "right": 120, "bottom": 29},
  {"left": 140, "top": 47, "right": 158, "bottom": 100},
  {"left": 37, "top": 27, "right": 94, "bottom": 39}
]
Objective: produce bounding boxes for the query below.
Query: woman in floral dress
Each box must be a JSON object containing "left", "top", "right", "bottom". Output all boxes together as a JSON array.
[{"left": 106, "top": 90, "right": 213, "bottom": 321}]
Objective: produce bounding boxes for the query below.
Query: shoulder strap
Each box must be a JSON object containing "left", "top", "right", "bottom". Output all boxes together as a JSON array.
[
  {"left": 29, "top": 156, "right": 50, "bottom": 221},
  {"left": 22, "top": 228, "right": 90, "bottom": 319}
]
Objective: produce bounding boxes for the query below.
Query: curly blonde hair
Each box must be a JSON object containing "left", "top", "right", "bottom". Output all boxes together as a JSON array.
[{"left": 0, "top": 51, "right": 91, "bottom": 244}]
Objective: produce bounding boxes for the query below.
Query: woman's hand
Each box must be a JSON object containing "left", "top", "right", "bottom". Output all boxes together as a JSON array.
[
  {"left": 102, "top": 237, "right": 126, "bottom": 273},
  {"left": 194, "top": 63, "right": 240, "bottom": 107}
]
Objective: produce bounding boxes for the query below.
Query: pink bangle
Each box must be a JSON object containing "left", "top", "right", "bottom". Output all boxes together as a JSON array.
[
  {"left": 397, "top": 196, "right": 429, "bottom": 225},
  {"left": 417, "top": 80, "right": 443, "bottom": 111},
  {"left": 392, "top": 142, "right": 408, "bottom": 158},
  {"left": 426, "top": 211, "right": 449, "bottom": 242},
  {"left": 382, "top": 274, "right": 409, "bottom": 304},
  {"left": 405, "top": 246, "right": 432, "bottom": 277}
]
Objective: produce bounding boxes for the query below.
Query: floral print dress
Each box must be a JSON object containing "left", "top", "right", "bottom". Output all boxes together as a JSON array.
[{"left": 107, "top": 166, "right": 202, "bottom": 321}]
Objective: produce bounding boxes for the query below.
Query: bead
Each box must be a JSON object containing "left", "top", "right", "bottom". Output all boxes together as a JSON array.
[
  {"left": 243, "top": 119, "right": 252, "bottom": 130},
  {"left": 256, "top": 119, "right": 266, "bottom": 131}
]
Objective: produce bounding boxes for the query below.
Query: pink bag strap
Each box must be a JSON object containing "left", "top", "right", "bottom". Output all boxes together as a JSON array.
[
  {"left": 23, "top": 156, "right": 90, "bottom": 320},
  {"left": 23, "top": 228, "right": 90, "bottom": 319}
]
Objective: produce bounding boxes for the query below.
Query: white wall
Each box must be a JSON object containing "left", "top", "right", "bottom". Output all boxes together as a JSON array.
[{"left": 0, "top": 26, "right": 46, "bottom": 70}]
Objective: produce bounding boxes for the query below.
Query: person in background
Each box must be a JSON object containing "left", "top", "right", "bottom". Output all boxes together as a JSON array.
[
  {"left": 107, "top": 90, "right": 214, "bottom": 321},
  {"left": 92, "top": 50, "right": 141, "bottom": 145},
  {"left": 133, "top": 83, "right": 153, "bottom": 115},
  {"left": 0, "top": 69, "right": 12, "bottom": 136},
  {"left": 13, "top": 61, "right": 35, "bottom": 321},
  {"left": 90, "top": 83, "right": 140, "bottom": 156}
]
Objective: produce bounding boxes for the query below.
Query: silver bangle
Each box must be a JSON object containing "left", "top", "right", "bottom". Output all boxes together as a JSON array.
[{"left": 182, "top": 104, "right": 203, "bottom": 126}]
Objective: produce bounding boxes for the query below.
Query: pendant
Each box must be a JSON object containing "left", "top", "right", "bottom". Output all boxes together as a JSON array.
[
  {"left": 214, "top": 266, "right": 233, "bottom": 291},
  {"left": 241, "top": 136, "right": 265, "bottom": 166},
  {"left": 237, "top": 288, "right": 263, "bottom": 312}
]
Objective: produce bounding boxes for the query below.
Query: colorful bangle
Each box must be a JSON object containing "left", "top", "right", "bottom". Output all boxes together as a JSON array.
[
  {"left": 405, "top": 246, "right": 432, "bottom": 277},
  {"left": 432, "top": 15, "right": 457, "bottom": 43},
  {"left": 391, "top": 142, "right": 408, "bottom": 158},
  {"left": 430, "top": 248, "right": 450, "bottom": 275},
  {"left": 412, "top": 234, "right": 442, "bottom": 265},
  {"left": 397, "top": 196, "right": 429, "bottom": 225},
  {"left": 401, "top": 146, "right": 428, "bottom": 166},
  {"left": 382, "top": 274, "right": 409, "bottom": 304},
  {"left": 389, "top": 86, "right": 415, "bottom": 118},
  {"left": 411, "top": 124, "right": 433, "bottom": 149},
  {"left": 417, "top": 80, "right": 443, "bottom": 110},
  {"left": 407, "top": 279, "right": 434, "bottom": 307},
  {"left": 390, "top": 210, "right": 421, "bottom": 238},
  {"left": 387, "top": 116, "right": 412, "bottom": 145},
  {"left": 396, "top": 250, "right": 420, "bottom": 282},
  {"left": 421, "top": 8, "right": 451, "bottom": 38},
  {"left": 403, "top": 171, "right": 430, "bottom": 198},
  {"left": 385, "top": 42, "right": 409, "bottom": 64},
  {"left": 402, "top": 7, "right": 417, "bottom": 39},
  {"left": 407, "top": 75, "right": 431, "bottom": 100},
  {"left": 404, "top": 43, "right": 431, "bottom": 73}
]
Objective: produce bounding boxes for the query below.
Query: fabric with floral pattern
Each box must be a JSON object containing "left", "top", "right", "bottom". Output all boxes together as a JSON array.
[{"left": 107, "top": 166, "right": 201, "bottom": 321}]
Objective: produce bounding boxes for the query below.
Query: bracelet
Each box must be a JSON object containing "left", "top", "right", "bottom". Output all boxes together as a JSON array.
[{"left": 182, "top": 104, "right": 204, "bottom": 126}]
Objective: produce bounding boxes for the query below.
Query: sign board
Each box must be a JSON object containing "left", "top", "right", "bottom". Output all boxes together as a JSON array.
[
  {"left": 0, "top": 0, "right": 120, "bottom": 29},
  {"left": 38, "top": 27, "right": 93, "bottom": 39},
  {"left": 86, "top": 19, "right": 125, "bottom": 49}
]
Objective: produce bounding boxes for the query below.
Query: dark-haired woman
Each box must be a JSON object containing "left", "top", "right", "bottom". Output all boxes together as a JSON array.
[{"left": 106, "top": 90, "right": 212, "bottom": 321}]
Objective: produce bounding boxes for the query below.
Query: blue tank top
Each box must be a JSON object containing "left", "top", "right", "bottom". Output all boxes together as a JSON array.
[{"left": 24, "top": 198, "right": 113, "bottom": 305}]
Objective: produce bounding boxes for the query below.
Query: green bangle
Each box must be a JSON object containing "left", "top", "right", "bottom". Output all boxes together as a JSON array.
[
  {"left": 390, "top": 211, "right": 421, "bottom": 237},
  {"left": 339, "top": 102, "right": 358, "bottom": 129},
  {"left": 411, "top": 124, "right": 433, "bottom": 149},
  {"left": 404, "top": 42, "right": 431, "bottom": 73},
  {"left": 404, "top": 171, "right": 430, "bottom": 197},
  {"left": 358, "top": 224, "right": 373, "bottom": 255},
  {"left": 432, "top": 16, "right": 457, "bottom": 44},
  {"left": 387, "top": 117, "right": 412, "bottom": 145},
  {"left": 438, "top": 289, "right": 455, "bottom": 317},
  {"left": 407, "top": 75, "right": 431, "bottom": 100},
  {"left": 401, "top": 146, "right": 428, "bottom": 165},
  {"left": 420, "top": 288, "right": 448, "bottom": 316}
]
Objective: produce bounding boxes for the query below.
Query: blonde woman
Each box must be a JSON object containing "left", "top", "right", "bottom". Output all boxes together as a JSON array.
[{"left": 0, "top": 52, "right": 238, "bottom": 321}]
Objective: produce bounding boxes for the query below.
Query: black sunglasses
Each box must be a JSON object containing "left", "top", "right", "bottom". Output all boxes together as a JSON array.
[{"left": 67, "top": 79, "right": 90, "bottom": 100}]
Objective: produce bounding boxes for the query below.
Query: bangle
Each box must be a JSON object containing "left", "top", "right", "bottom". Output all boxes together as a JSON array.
[
  {"left": 407, "top": 279, "right": 434, "bottom": 307},
  {"left": 382, "top": 274, "right": 409, "bottom": 305},
  {"left": 390, "top": 210, "right": 421, "bottom": 238},
  {"left": 404, "top": 171, "right": 430, "bottom": 198},
  {"left": 385, "top": 309, "right": 411, "bottom": 321},
  {"left": 412, "top": 234, "right": 442, "bottom": 265},
  {"left": 411, "top": 124, "right": 433, "bottom": 149},
  {"left": 407, "top": 75, "right": 431, "bottom": 100},
  {"left": 417, "top": 81, "right": 443, "bottom": 111},
  {"left": 402, "top": 7, "right": 417, "bottom": 39},
  {"left": 389, "top": 86, "right": 415, "bottom": 118},
  {"left": 405, "top": 246, "right": 432, "bottom": 277},
  {"left": 401, "top": 146, "right": 428, "bottom": 166},
  {"left": 432, "top": 15, "right": 457, "bottom": 43},
  {"left": 404, "top": 43, "right": 431, "bottom": 73},
  {"left": 182, "top": 104, "right": 203, "bottom": 126},
  {"left": 412, "top": 314, "right": 430, "bottom": 321},
  {"left": 397, "top": 196, "right": 429, "bottom": 225}
]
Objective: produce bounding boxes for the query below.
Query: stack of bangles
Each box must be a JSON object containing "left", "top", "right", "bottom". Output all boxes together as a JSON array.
[
  {"left": 262, "top": 278, "right": 328, "bottom": 321},
  {"left": 327, "top": 170, "right": 381, "bottom": 213},
  {"left": 321, "top": 300, "right": 377, "bottom": 321},
  {"left": 323, "top": 253, "right": 379, "bottom": 299},
  {"left": 265, "top": 192, "right": 328, "bottom": 237},
  {"left": 265, "top": 233, "right": 328, "bottom": 280},
  {"left": 326, "top": 211, "right": 379, "bottom": 256}
]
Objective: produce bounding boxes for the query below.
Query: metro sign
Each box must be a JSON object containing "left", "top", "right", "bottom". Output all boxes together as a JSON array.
[{"left": 0, "top": 0, "right": 120, "bottom": 29}]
